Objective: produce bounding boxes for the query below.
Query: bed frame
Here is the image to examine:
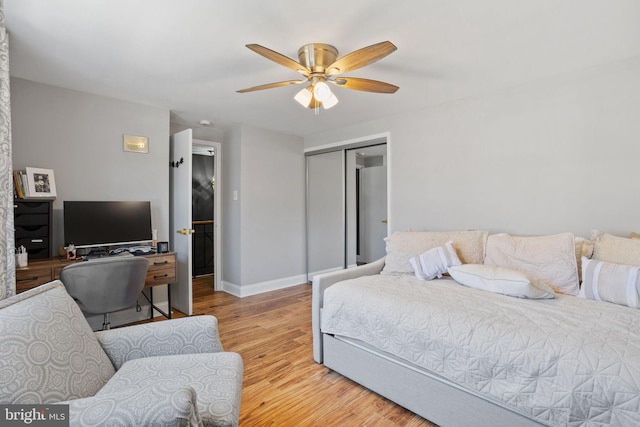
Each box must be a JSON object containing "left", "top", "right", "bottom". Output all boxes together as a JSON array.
[{"left": 311, "top": 259, "right": 544, "bottom": 427}]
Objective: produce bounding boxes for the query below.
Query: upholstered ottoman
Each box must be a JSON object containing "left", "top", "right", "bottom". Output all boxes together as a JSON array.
[{"left": 98, "top": 352, "right": 243, "bottom": 427}]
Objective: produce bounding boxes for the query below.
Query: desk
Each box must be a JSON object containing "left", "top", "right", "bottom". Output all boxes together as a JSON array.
[{"left": 16, "top": 252, "right": 177, "bottom": 319}]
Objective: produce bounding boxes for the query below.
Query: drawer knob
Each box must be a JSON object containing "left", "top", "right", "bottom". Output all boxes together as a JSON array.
[{"left": 154, "top": 274, "right": 169, "bottom": 279}]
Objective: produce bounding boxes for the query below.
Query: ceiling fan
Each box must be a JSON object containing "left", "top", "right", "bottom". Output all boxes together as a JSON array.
[{"left": 237, "top": 41, "right": 399, "bottom": 110}]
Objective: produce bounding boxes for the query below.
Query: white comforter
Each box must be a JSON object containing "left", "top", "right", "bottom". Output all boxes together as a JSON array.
[{"left": 321, "top": 275, "right": 640, "bottom": 426}]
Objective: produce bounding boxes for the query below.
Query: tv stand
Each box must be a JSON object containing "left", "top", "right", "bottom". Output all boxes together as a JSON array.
[{"left": 15, "top": 252, "right": 177, "bottom": 320}]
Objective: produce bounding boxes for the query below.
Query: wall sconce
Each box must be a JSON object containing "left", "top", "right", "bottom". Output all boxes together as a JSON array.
[{"left": 123, "top": 135, "right": 149, "bottom": 153}]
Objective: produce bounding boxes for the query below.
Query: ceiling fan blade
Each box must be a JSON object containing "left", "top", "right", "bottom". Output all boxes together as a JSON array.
[
  {"left": 245, "top": 44, "right": 310, "bottom": 76},
  {"left": 331, "top": 77, "right": 399, "bottom": 93},
  {"left": 236, "top": 80, "right": 306, "bottom": 93},
  {"left": 326, "top": 41, "right": 397, "bottom": 76}
]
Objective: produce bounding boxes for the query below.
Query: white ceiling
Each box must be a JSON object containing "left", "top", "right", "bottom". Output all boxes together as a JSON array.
[{"left": 5, "top": 0, "right": 640, "bottom": 137}]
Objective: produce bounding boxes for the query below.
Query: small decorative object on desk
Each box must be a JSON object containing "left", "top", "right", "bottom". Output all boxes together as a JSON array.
[
  {"left": 24, "top": 167, "right": 57, "bottom": 199},
  {"left": 66, "top": 244, "right": 76, "bottom": 260},
  {"left": 15, "top": 246, "right": 27, "bottom": 267}
]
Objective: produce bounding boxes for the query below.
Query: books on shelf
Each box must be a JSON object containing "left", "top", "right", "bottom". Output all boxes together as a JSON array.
[
  {"left": 13, "top": 170, "right": 27, "bottom": 199},
  {"left": 13, "top": 168, "right": 57, "bottom": 200}
]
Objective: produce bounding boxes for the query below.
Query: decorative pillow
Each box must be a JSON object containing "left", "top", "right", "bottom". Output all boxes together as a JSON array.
[
  {"left": 591, "top": 230, "right": 640, "bottom": 266},
  {"left": 580, "top": 257, "right": 640, "bottom": 309},
  {"left": 409, "top": 240, "right": 461, "bottom": 280},
  {"left": 448, "top": 264, "right": 555, "bottom": 299},
  {"left": 631, "top": 232, "right": 640, "bottom": 240},
  {"left": 484, "top": 232, "right": 579, "bottom": 295},
  {"left": 382, "top": 230, "right": 488, "bottom": 275}
]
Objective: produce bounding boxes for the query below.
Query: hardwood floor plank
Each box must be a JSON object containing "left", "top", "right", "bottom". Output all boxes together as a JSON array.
[{"left": 179, "top": 276, "right": 436, "bottom": 426}]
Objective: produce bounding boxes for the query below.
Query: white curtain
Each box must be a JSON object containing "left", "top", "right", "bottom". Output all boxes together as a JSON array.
[{"left": 0, "top": 0, "right": 16, "bottom": 300}]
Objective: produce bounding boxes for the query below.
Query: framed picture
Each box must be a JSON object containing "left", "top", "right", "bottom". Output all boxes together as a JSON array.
[{"left": 25, "top": 167, "right": 57, "bottom": 198}]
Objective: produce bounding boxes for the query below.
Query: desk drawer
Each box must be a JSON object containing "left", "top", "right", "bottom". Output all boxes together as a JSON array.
[
  {"left": 145, "top": 266, "right": 176, "bottom": 287},
  {"left": 145, "top": 254, "right": 176, "bottom": 287},
  {"left": 16, "top": 268, "right": 53, "bottom": 292}
]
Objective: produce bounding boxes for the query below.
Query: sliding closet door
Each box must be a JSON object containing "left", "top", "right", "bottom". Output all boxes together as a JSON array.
[{"left": 306, "top": 151, "right": 345, "bottom": 282}]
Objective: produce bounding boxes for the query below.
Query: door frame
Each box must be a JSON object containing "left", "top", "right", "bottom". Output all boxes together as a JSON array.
[{"left": 192, "top": 139, "right": 223, "bottom": 291}]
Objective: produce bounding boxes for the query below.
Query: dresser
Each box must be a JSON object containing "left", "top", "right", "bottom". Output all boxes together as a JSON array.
[
  {"left": 15, "top": 252, "right": 177, "bottom": 319},
  {"left": 14, "top": 200, "right": 53, "bottom": 260}
]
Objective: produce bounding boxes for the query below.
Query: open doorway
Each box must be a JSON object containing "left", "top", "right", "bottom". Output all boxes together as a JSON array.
[{"left": 192, "top": 141, "right": 222, "bottom": 292}]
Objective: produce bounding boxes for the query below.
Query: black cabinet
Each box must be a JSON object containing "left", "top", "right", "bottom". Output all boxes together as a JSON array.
[{"left": 14, "top": 200, "right": 52, "bottom": 260}]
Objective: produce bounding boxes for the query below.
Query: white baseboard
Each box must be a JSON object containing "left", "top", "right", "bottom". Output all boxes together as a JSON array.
[{"left": 222, "top": 273, "right": 308, "bottom": 297}]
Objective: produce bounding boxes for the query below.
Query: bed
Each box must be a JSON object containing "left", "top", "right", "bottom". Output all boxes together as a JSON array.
[{"left": 312, "top": 231, "right": 640, "bottom": 426}]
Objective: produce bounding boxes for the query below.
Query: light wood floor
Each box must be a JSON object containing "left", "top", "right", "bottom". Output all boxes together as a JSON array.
[{"left": 182, "top": 276, "right": 436, "bottom": 427}]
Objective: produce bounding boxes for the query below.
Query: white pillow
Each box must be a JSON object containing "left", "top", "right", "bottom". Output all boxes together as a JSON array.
[
  {"left": 382, "top": 230, "right": 488, "bottom": 275},
  {"left": 580, "top": 257, "right": 640, "bottom": 309},
  {"left": 591, "top": 230, "right": 640, "bottom": 266},
  {"left": 409, "top": 241, "right": 461, "bottom": 280},
  {"left": 448, "top": 264, "right": 555, "bottom": 299},
  {"left": 484, "top": 233, "right": 579, "bottom": 295}
]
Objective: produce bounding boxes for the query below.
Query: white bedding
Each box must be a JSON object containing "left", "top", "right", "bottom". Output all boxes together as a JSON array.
[{"left": 321, "top": 275, "right": 640, "bottom": 426}]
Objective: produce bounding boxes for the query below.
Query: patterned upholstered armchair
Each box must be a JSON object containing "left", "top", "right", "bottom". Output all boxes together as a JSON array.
[{"left": 0, "top": 281, "right": 243, "bottom": 426}]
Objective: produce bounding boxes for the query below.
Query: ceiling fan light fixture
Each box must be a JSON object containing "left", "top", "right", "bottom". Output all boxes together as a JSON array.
[
  {"left": 294, "top": 86, "right": 313, "bottom": 108},
  {"left": 313, "top": 81, "right": 332, "bottom": 102},
  {"left": 322, "top": 92, "right": 339, "bottom": 109}
]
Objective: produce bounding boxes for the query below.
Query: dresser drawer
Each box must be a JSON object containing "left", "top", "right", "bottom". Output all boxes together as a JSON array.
[
  {"left": 14, "top": 201, "right": 50, "bottom": 215},
  {"left": 15, "top": 213, "right": 49, "bottom": 227},
  {"left": 15, "top": 224, "right": 49, "bottom": 238},
  {"left": 16, "top": 267, "right": 53, "bottom": 292},
  {"left": 15, "top": 237, "right": 50, "bottom": 260}
]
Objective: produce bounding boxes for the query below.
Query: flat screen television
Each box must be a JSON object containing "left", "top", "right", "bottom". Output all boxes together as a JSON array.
[{"left": 64, "top": 201, "right": 152, "bottom": 248}]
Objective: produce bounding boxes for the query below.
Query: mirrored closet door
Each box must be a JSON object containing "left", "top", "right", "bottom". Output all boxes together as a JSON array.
[{"left": 306, "top": 141, "right": 388, "bottom": 283}]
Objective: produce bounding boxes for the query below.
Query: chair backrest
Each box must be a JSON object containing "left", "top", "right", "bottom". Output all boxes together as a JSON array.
[
  {"left": 0, "top": 281, "right": 116, "bottom": 403},
  {"left": 60, "top": 256, "right": 149, "bottom": 314}
]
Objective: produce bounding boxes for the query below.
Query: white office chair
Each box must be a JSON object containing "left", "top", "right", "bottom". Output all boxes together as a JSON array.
[{"left": 60, "top": 256, "right": 149, "bottom": 330}]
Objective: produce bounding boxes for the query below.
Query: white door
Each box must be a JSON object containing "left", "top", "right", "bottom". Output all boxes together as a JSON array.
[{"left": 169, "top": 129, "right": 193, "bottom": 315}]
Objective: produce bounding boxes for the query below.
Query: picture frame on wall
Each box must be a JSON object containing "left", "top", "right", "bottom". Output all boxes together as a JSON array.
[{"left": 25, "top": 167, "right": 57, "bottom": 198}]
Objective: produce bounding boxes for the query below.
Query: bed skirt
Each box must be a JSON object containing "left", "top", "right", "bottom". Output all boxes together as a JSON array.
[{"left": 322, "top": 333, "right": 545, "bottom": 427}]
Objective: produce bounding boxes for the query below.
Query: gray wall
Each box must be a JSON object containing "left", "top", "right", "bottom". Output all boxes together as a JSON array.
[
  {"left": 238, "top": 125, "right": 306, "bottom": 288},
  {"left": 305, "top": 57, "right": 640, "bottom": 238},
  {"left": 218, "top": 124, "right": 306, "bottom": 294},
  {"left": 11, "top": 78, "right": 170, "bottom": 248},
  {"left": 222, "top": 125, "right": 242, "bottom": 286},
  {"left": 11, "top": 77, "right": 170, "bottom": 328}
]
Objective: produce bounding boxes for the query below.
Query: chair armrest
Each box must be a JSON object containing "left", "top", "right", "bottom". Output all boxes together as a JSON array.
[
  {"left": 95, "top": 315, "right": 224, "bottom": 370},
  {"left": 312, "top": 257, "right": 386, "bottom": 363},
  {"left": 64, "top": 386, "right": 201, "bottom": 427}
]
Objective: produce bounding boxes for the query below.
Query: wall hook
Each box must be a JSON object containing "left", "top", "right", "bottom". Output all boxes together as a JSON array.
[{"left": 170, "top": 157, "right": 184, "bottom": 168}]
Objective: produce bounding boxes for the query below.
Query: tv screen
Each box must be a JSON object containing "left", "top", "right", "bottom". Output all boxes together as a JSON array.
[{"left": 64, "top": 201, "right": 152, "bottom": 248}]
